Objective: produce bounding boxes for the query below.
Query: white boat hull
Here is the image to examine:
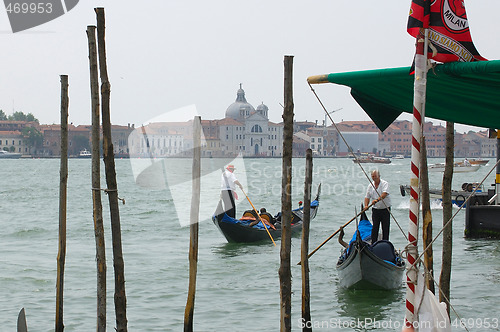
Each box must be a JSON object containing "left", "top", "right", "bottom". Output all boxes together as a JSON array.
[{"left": 428, "top": 164, "right": 480, "bottom": 173}]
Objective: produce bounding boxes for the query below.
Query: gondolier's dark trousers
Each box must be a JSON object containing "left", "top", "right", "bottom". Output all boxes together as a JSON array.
[
  {"left": 221, "top": 189, "right": 236, "bottom": 218},
  {"left": 371, "top": 207, "right": 391, "bottom": 243}
]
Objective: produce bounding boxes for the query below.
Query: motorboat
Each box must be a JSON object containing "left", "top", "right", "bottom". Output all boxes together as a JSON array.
[
  {"left": 428, "top": 162, "right": 480, "bottom": 173},
  {"left": 0, "top": 150, "right": 22, "bottom": 159}
]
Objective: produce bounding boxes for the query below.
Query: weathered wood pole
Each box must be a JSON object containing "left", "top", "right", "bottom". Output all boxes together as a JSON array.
[
  {"left": 279, "top": 55, "right": 294, "bottom": 332},
  {"left": 95, "top": 7, "right": 128, "bottom": 331},
  {"left": 440, "top": 121, "right": 454, "bottom": 315},
  {"left": 300, "top": 148, "right": 313, "bottom": 332},
  {"left": 420, "top": 139, "right": 435, "bottom": 294},
  {"left": 87, "top": 24, "right": 107, "bottom": 331},
  {"left": 55, "top": 74, "right": 69, "bottom": 332},
  {"left": 184, "top": 116, "right": 202, "bottom": 332}
]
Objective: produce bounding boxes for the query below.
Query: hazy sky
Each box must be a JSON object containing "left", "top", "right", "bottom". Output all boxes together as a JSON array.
[{"left": 2, "top": 1, "right": 499, "bottom": 133}]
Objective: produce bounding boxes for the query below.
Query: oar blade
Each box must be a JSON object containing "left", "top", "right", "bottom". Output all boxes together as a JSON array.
[{"left": 17, "top": 308, "right": 28, "bottom": 332}]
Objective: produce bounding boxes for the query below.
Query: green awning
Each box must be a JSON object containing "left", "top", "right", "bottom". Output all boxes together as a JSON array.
[{"left": 308, "top": 60, "right": 500, "bottom": 131}]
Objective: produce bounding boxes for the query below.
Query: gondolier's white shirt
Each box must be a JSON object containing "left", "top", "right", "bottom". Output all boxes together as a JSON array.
[
  {"left": 365, "top": 179, "right": 391, "bottom": 209},
  {"left": 221, "top": 170, "right": 238, "bottom": 191}
]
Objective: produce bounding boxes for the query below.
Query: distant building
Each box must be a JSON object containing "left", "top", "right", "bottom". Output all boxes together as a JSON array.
[
  {"left": 292, "top": 134, "right": 309, "bottom": 157},
  {"left": 221, "top": 84, "right": 284, "bottom": 157},
  {"left": 38, "top": 124, "right": 133, "bottom": 157},
  {"left": 479, "top": 130, "right": 497, "bottom": 157},
  {"left": 128, "top": 122, "right": 186, "bottom": 158},
  {"left": 0, "top": 130, "right": 28, "bottom": 154},
  {"left": 337, "top": 132, "right": 379, "bottom": 155},
  {"left": 129, "top": 85, "right": 284, "bottom": 158},
  {"left": 0, "top": 120, "right": 38, "bottom": 132}
]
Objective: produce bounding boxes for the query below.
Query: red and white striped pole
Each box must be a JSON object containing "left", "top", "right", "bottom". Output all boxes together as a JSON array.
[{"left": 405, "top": 27, "right": 428, "bottom": 330}]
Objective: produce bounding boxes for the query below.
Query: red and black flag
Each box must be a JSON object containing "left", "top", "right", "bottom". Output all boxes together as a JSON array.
[
  {"left": 407, "top": 0, "right": 486, "bottom": 63},
  {"left": 408, "top": 0, "right": 430, "bottom": 36}
]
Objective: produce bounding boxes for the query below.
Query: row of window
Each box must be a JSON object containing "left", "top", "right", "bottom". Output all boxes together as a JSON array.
[
  {"left": 310, "top": 144, "right": 322, "bottom": 150},
  {"left": 251, "top": 125, "right": 262, "bottom": 133},
  {"left": 230, "top": 134, "right": 279, "bottom": 140},
  {"left": 228, "top": 126, "right": 279, "bottom": 132},
  {"left": 0, "top": 140, "right": 22, "bottom": 145},
  {"left": 384, "top": 137, "right": 445, "bottom": 142},
  {"left": 235, "top": 145, "right": 278, "bottom": 151},
  {"left": 140, "top": 138, "right": 182, "bottom": 148}
]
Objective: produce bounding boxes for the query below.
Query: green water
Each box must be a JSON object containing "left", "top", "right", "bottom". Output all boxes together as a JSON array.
[{"left": 0, "top": 157, "right": 498, "bottom": 331}]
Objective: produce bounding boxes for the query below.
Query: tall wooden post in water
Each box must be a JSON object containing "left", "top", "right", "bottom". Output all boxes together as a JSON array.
[
  {"left": 300, "top": 149, "right": 313, "bottom": 332},
  {"left": 184, "top": 116, "right": 201, "bottom": 332},
  {"left": 440, "top": 121, "right": 455, "bottom": 315},
  {"left": 280, "top": 55, "right": 294, "bottom": 332},
  {"left": 55, "top": 74, "right": 69, "bottom": 332},
  {"left": 420, "top": 139, "right": 434, "bottom": 294},
  {"left": 87, "top": 24, "right": 107, "bottom": 331},
  {"left": 95, "top": 7, "right": 128, "bottom": 331}
]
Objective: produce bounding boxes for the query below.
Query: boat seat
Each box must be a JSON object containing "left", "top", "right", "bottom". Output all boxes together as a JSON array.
[
  {"left": 259, "top": 212, "right": 276, "bottom": 225},
  {"left": 242, "top": 210, "right": 258, "bottom": 220},
  {"left": 370, "top": 240, "right": 397, "bottom": 263}
]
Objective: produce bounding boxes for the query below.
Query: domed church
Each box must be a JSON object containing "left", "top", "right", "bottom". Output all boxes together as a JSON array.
[{"left": 218, "top": 84, "right": 283, "bottom": 157}]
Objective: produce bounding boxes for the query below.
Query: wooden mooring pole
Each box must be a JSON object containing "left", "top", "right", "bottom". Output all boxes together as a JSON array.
[
  {"left": 184, "top": 116, "right": 202, "bottom": 332},
  {"left": 279, "top": 55, "right": 294, "bottom": 332},
  {"left": 95, "top": 7, "right": 128, "bottom": 331},
  {"left": 440, "top": 121, "right": 455, "bottom": 316},
  {"left": 300, "top": 148, "right": 313, "bottom": 332},
  {"left": 55, "top": 74, "right": 69, "bottom": 332},
  {"left": 420, "top": 139, "right": 435, "bottom": 294},
  {"left": 87, "top": 24, "right": 107, "bottom": 331}
]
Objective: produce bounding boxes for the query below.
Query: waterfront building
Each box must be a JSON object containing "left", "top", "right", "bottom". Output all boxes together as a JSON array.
[
  {"left": 221, "top": 84, "right": 283, "bottom": 157},
  {"left": 128, "top": 122, "right": 186, "bottom": 158},
  {"left": 0, "top": 130, "right": 28, "bottom": 154},
  {"left": 38, "top": 123, "right": 134, "bottom": 157},
  {"left": 479, "top": 130, "right": 497, "bottom": 157}
]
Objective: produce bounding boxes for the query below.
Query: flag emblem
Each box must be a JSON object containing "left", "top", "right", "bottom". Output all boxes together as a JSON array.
[{"left": 407, "top": 0, "right": 486, "bottom": 63}]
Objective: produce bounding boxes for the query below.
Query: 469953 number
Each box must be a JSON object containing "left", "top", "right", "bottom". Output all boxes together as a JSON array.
[
  {"left": 5, "top": 2, "right": 53, "bottom": 14},
  {"left": 451, "top": 317, "right": 499, "bottom": 329}
]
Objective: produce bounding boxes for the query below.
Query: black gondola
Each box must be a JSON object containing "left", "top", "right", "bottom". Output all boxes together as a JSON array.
[
  {"left": 336, "top": 210, "right": 405, "bottom": 290},
  {"left": 212, "top": 184, "right": 321, "bottom": 243}
]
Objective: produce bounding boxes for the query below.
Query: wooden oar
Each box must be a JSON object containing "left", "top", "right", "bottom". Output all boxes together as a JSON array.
[
  {"left": 17, "top": 308, "right": 28, "bottom": 332},
  {"left": 297, "top": 200, "right": 376, "bottom": 265},
  {"left": 240, "top": 188, "right": 276, "bottom": 246}
]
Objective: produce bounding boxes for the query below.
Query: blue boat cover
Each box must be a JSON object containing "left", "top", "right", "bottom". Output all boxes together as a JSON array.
[
  {"left": 294, "top": 200, "right": 319, "bottom": 211},
  {"left": 219, "top": 199, "right": 320, "bottom": 230},
  {"left": 348, "top": 219, "right": 372, "bottom": 247},
  {"left": 220, "top": 212, "right": 271, "bottom": 229}
]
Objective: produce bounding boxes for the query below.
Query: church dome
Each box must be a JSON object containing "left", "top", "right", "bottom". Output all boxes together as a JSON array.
[
  {"left": 256, "top": 102, "right": 268, "bottom": 112},
  {"left": 225, "top": 84, "right": 255, "bottom": 120},
  {"left": 256, "top": 102, "right": 269, "bottom": 119}
]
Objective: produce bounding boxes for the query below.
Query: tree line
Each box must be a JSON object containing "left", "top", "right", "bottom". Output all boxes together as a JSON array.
[
  {"left": 0, "top": 109, "right": 39, "bottom": 122},
  {"left": 1, "top": 109, "right": 44, "bottom": 154}
]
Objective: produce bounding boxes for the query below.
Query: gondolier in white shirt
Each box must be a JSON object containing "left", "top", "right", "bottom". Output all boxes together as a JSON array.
[
  {"left": 221, "top": 164, "right": 243, "bottom": 218},
  {"left": 364, "top": 170, "right": 391, "bottom": 243}
]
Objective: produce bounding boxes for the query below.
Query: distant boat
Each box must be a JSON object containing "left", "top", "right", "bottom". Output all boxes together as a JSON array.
[
  {"left": 353, "top": 156, "right": 391, "bottom": 164},
  {"left": 392, "top": 154, "right": 405, "bottom": 159},
  {"left": 78, "top": 149, "right": 91, "bottom": 158},
  {"left": 456, "top": 158, "right": 489, "bottom": 166},
  {"left": 399, "top": 182, "right": 484, "bottom": 208},
  {"left": 428, "top": 162, "right": 480, "bottom": 173},
  {"left": 0, "top": 150, "right": 22, "bottom": 159}
]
